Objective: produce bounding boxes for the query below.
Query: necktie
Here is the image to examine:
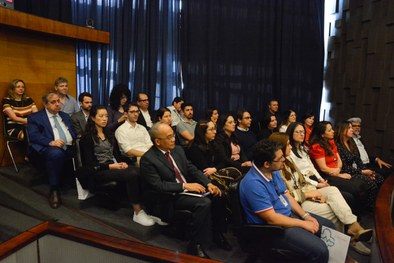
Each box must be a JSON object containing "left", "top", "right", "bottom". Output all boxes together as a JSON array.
[
  {"left": 53, "top": 115, "right": 67, "bottom": 143},
  {"left": 165, "top": 152, "right": 185, "bottom": 184}
]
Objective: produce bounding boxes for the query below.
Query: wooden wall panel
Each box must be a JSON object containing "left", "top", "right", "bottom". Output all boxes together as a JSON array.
[
  {"left": 0, "top": 27, "right": 76, "bottom": 166},
  {"left": 326, "top": 0, "right": 394, "bottom": 164}
]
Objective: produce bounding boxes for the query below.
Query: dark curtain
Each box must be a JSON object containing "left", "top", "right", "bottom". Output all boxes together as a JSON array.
[
  {"left": 14, "top": 0, "right": 72, "bottom": 23},
  {"left": 72, "top": 0, "right": 182, "bottom": 109},
  {"left": 181, "top": 0, "right": 324, "bottom": 121}
]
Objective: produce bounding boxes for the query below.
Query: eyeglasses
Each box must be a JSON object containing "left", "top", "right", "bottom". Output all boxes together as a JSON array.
[
  {"left": 271, "top": 156, "right": 285, "bottom": 163},
  {"left": 294, "top": 130, "right": 305, "bottom": 135},
  {"left": 128, "top": 110, "right": 140, "bottom": 114},
  {"left": 157, "top": 134, "right": 176, "bottom": 140}
]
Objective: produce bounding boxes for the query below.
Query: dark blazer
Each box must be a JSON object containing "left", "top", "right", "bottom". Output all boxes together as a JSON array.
[
  {"left": 213, "top": 133, "right": 248, "bottom": 171},
  {"left": 137, "top": 110, "right": 152, "bottom": 130},
  {"left": 140, "top": 145, "right": 210, "bottom": 193},
  {"left": 71, "top": 110, "right": 87, "bottom": 136},
  {"left": 27, "top": 109, "right": 76, "bottom": 153},
  {"left": 185, "top": 143, "right": 225, "bottom": 171}
]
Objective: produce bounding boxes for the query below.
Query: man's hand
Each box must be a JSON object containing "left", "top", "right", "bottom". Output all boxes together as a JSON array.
[
  {"left": 207, "top": 183, "right": 221, "bottom": 196},
  {"left": 49, "top": 139, "right": 65, "bottom": 148},
  {"left": 109, "top": 162, "right": 128, "bottom": 170},
  {"left": 377, "top": 158, "right": 392, "bottom": 169},
  {"left": 184, "top": 183, "right": 206, "bottom": 193},
  {"left": 203, "top": 167, "right": 217, "bottom": 176},
  {"left": 302, "top": 215, "right": 319, "bottom": 234}
]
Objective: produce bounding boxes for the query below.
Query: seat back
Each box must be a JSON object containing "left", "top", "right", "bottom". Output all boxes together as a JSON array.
[
  {"left": 73, "top": 138, "right": 91, "bottom": 200},
  {"left": 228, "top": 181, "right": 246, "bottom": 228}
]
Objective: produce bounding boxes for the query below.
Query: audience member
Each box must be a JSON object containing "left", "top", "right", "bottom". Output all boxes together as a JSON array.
[
  {"left": 107, "top": 84, "right": 130, "bottom": 134},
  {"left": 154, "top": 107, "right": 172, "bottom": 126},
  {"left": 79, "top": 105, "right": 155, "bottom": 226},
  {"left": 140, "top": 122, "right": 223, "bottom": 258},
  {"left": 267, "top": 99, "right": 279, "bottom": 118},
  {"left": 335, "top": 121, "right": 384, "bottom": 211},
  {"left": 239, "top": 139, "right": 333, "bottom": 263},
  {"left": 257, "top": 114, "right": 278, "bottom": 140},
  {"left": 206, "top": 107, "right": 219, "bottom": 125},
  {"left": 115, "top": 102, "right": 152, "bottom": 165},
  {"left": 71, "top": 92, "right": 93, "bottom": 136},
  {"left": 234, "top": 109, "right": 257, "bottom": 160},
  {"left": 348, "top": 117, "right": 393, "bottom": 178},
  {"left": 214, "top": 113, "right": 251, "bottom": 174},
  {"left": 2, "top": 79, "right": 38, "bottom": 144},
  {"left": 54, "top": 77, "right": 79, "bottom": 116},
  {"left": 269, "top": 132, "right": 372, "bottom": 255},
  {"left": 167, "top": 97, "right": 183, "bottom": 126},
  {"left": 308, "top": 121, "right": 368, "bottom": 214},
  {"left": 176, "top": 102, "right": 197, "bottom": 146},
  {"left": 136, "top": 92, "right": 153, "bottom": 130},
  {"left": 27, "top": 92, "right": 76, "bottom": 209},
  {"left": 302, "top": 112, "right": 315, "bottom": 147},
  {"left": 279, "top": 109, "right": 296, "bottom": 132}
]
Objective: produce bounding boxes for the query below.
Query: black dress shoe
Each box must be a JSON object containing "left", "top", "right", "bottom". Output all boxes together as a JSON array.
[
  {"left": 187, "top": 242, "right": 210, "bottom": 259},
  {"left": 49, "top": 190, "right": 61, "bottom": 209},
  {"left": 213, "top": 232, "right": 233, "bottom": 251}
]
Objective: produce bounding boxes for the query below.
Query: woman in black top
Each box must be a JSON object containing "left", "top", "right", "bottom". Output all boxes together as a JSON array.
[
  {"left": 79, "top": 105, "right": 156, "bottom": 226},
  {"left": 257, "top": 114, "right": 278, "bottom": 140}
]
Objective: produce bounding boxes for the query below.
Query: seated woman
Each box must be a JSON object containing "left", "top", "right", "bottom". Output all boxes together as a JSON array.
[
  {"left": 205, "top": 107, "right": 219, "bottom": 125},
  {"left": 154, "top": 107, "right": 172, "bottom": 126},
  {"left": 269, "top": 132, "right": 372, "bottom": 255},
  {"left": 335, "top": 121, "right": 384, "bottom": 211},
  {"left": 309, "top": 121, "right": 368, "bottom": 214},
  {"left": 214, "top": 113, "right": 252, "bottom": 174},
  {"left": 302, "top": 112, "right": 315, "bottom": 147},
  {"left": 278, "top": 109, "right": 296, "bottom": 132},
  {"left": 79, "top": 105, "right": 156, "bottom": 226},
  {"left": 257, "top": 114, "right": 278, "bottom": 140},
  {"left": 2, "top": 79, "right": 38, "bottom": 160},
  {"left": 106, "top": 84, "right": 130, "bottom": 135}
]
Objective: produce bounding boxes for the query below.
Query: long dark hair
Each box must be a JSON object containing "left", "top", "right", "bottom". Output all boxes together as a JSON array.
[
  {"left": 335, "top": 121, "right": 358, "bottom": 154},
  {"left": 154, "top": 107, "right": 171, "bottom": 123},
  {"left": 84, "top": 105, "right": 111, "bottom": 143},
  {"left": 191, "top": 120, "right": 214, "bottom": 155},
  {"left": 309, "top": 121, "right": 334, "bottom": 156},
  {"left": 280, "top": 109, "right": 295, "bottom": 127},
  {"left": 109, "top": 84, "right": 131, "bottom": 111},
  {"left": 286, "top": 122, "right": 305, "bottom": 159},
  {"left": 216, "top": 113, "right": 239, "bottom": 144}
]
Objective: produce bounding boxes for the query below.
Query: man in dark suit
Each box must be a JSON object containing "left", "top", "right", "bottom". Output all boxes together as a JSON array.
[
  {"left": 135, "top": 92, "right": 153, "bottom": 130},
  {"left": 27, "top": 91, "right": 76, "bottom": 209},
  {"left": 71, "top": 92, "right": 92, "bottom": 136},
  {"left": 140, "top": 123, "right": 223, "bottom": 258}
]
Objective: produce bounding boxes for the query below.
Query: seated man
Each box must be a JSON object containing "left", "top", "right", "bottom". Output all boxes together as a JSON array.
[
  {"left": 140, "top": 122, "right": 227, "bottom": 258},
  {"left": 234, "top": 109, "right": 257, "bottom": 160},
  {"left": 54, "top": 77, "right": 79, "bottom": 116},
  {"left": 27, "top": 91, "right": 76, "bottom": 209},
  {"left": 71, "top": 92, "right": 93, "bottom": 137},
  {"left": 239, "top": 140, "right": 334, "bottom": 263},
  {"left": 176, "top": 102, "right": 196, "bottom": 146},
  {"left": 348, "top": 117, "right": 393, "bottom": 178},
  {"left": 115, "top": 102, "right": 152, "bottom": 165},
  {"left": 135, "top": 92, "right": 153, "bottom": 130}
]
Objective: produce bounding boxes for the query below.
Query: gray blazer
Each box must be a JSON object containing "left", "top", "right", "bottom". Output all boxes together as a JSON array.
[{"left": 71, "top": 110, "right": 87, "bottom": 136}]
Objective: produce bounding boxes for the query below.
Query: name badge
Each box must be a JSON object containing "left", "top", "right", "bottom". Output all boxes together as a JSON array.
[{"left": 279, "top": 195, "right": 288, "bottom": 207}]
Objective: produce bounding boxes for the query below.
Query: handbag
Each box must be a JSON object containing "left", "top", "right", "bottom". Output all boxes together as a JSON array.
[{"left": 208, "top": 167, "right": 243, "bottom": 191}]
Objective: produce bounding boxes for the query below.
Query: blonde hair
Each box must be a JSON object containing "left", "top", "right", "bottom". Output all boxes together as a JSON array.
[{"left": 8, "top": 79, "right": 27, "bottom": 100}]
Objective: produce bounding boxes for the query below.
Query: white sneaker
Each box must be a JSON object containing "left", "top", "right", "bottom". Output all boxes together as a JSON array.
[
  {"left": 150, "top": 215, "right": 169, "bottom": 226},
  {"left": 350, "top": 241, "right": 371, "bottom": 255},
  {"left": 133, "top": 210, "right": 155, "bottom": 226}
]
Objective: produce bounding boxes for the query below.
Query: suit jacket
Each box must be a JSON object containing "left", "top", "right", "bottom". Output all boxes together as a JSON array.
[
  {"left": 27, "top": 109, "right": 76, "bottom": 153},
  {"left": 71, "top": 110, "right": 87, "bottom": 136},
  {"left": 137, "top": 110, "right": 152, "bottom": 130},
  {"left": 140, "top": 145, "right": 210, "bottom": 193}
]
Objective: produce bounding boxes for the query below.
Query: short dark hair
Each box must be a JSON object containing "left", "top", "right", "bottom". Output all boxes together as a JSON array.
[
  {"left": 78, "top": 92, "right": 92, "bottom": 102},
  {"left": 42, "top": 91, "right": 58, "bottom": 104},
  {"left": 181, "top": 102, "right": 193, "bottom": 111},
  {"left": 154, "top": 107, "right": 171, "bottom": 122},
  {"left": 136, "top": 92, "right": 148, "bottom": 101},
  {"left": 125, "top": 101, "right": 139, "bottom": 111},
  {"left": 172, "top": 97, "right": 183, "bottom": 105},
  {"left": 253, "top": 139, "right": 281, "bottom": 167},
  {"left": 236, "top": 109, "right": 249, "bottom": 121},
  {"left": 54, "top": 77, "right": 68, "bottom": 86}
]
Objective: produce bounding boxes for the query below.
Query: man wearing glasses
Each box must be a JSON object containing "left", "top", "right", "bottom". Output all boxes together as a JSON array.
[
  {"left": 140, "top": 122, "right": 222, "bottom": 259},
  {"left": 135, "top": 92, "right": 153, "bottom": 130},
  {"left": 235, "top": 109, "right": 257, "bottom": 160},
  {"left": 239, "top": 140, "right": 334, "bottom": 263},
  {"left": 27, "top": 91, "right": 76, "bottom": 209},
  {"left": 115, "top": 102, "right": 152, "bottom": 165}
]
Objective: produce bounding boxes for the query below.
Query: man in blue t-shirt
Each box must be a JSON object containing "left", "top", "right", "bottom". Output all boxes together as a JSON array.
[{"left": 239, "top": 140, "right": 333, "bottom": 263}]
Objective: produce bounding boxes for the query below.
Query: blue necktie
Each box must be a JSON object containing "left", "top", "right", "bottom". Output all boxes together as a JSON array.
[{"left": 53, "top": 115, "right": 67, "bottom": 143}]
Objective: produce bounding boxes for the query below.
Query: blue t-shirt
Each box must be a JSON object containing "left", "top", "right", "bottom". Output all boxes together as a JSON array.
[{"left": 239, "top": 164, "right": 290, "bottom": 224}]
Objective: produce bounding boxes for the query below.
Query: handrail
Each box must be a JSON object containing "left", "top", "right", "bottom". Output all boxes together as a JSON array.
[
  {"left": 0, "top": 221, "right": 220, "bottom": 263},
  {"left": 374, "top": 175, "right": 394, "bottom": 263},
  {"left": 0, "top": 8, "right": 109, "bottom": 44}
]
